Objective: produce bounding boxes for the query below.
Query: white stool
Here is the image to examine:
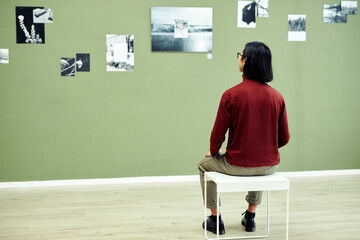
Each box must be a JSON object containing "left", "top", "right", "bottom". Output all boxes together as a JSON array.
[{"left": 204, "top": 172, "right": 290, "bottom": 240}]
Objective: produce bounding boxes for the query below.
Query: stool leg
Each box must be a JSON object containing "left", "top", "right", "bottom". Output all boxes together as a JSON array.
[
  {"left": 217, "top": 192, "right": 220, "bottom": 240},
  {"left": 204, "top": 174, "right": 208, "bottom": 240},
  {"left": 286, "top": 189, "right": 289, "bottom": 240},
  {"left": 266, "top": 191, "right": 270, "bottom": 236}
]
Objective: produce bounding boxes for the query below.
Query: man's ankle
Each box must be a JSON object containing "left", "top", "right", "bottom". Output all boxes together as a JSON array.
[
  {"left": 245, "top": 211, "right": 255, "bottom": 218},
  {"left": 210, "top": 214, "right": 222, "bottom": 221}
]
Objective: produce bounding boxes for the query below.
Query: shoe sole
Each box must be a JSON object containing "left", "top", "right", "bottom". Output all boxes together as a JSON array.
[
  {"left": 202, "top": 222, "right": 225, "bottom": 235},
  {"left": 241, "top": 220, "right": 256, "bottom": 232}
]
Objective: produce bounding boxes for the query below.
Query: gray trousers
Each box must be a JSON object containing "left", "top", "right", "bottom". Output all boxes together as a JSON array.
[{"left": 198, "top": 154, "right": 278, "bottom": 209}]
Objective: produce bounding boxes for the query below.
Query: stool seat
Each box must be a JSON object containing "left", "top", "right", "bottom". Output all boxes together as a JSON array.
[
  {"left": 204, "top": 172, "right": 289, "bottom": 240},
  {"left": 205, "top": 172, "right": 290, "bottom": 192}
]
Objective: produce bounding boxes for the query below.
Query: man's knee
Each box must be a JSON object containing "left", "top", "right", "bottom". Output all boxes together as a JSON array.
[{"left": 198, "top": 157, "right": 208, "bottom": 173}]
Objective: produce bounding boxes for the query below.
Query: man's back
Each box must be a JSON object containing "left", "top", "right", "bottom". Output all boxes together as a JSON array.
[{"left": 210, "top": 76, "right": 290, "bottom": 167}]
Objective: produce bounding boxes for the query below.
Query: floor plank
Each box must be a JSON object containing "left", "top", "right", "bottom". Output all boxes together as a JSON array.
[{"left": 1, "top": 175, "right": 360, "bottom": 239}]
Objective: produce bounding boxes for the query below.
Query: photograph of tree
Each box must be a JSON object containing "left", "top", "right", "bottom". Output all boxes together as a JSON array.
[{"left": 288, "top": 15, "right": 306, "bottom": 41}]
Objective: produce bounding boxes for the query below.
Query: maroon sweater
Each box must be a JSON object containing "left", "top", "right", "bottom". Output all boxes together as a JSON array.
[{"left": 210, "top": 75, "right": 290, "bottom": 167}]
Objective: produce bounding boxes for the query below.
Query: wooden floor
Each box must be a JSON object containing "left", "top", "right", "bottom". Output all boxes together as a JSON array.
[{"left": 1, "top": 175, "right": 360, "bottom": 240}]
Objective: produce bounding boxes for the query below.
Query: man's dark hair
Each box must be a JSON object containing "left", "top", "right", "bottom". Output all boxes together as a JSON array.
[{"left": 242, "top": 41, "right": 273, "bottom": 83}]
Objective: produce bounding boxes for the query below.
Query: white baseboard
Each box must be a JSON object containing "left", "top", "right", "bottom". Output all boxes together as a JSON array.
[
  {"left": 278, "top": 169, "right": 360, "bottom": 178},
  {"left": 0, "top": 175, "right": 199, "bottom": 189},
  {"left": 1, "top": 169, "right": 359, "bottom": 189}
]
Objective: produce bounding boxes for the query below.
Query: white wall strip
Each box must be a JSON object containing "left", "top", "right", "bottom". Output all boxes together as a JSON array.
[
  {"left": 0, "top": 175, "right": 199, "bottom": 189},
  {"left": 1, "top": 169, "right": 359, "bottom": 189},
  {"left": 278, "top": 169, "right": 360, "bottom": 178}
]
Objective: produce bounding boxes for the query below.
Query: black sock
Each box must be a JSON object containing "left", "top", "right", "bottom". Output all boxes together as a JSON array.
[
  {"left": 245, "top": 211, "right": 255, "bottom": 218},
  {"left": 210, "top": 214, "right": 222, "bottom": 222}
]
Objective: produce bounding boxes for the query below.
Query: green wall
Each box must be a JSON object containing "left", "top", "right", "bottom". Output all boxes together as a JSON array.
[{"left": 1, "top": 0, "right": 359, "bottom": 181}]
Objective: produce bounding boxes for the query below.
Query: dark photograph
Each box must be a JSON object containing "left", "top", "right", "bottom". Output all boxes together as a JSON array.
[
  {"left": 76, "top": 54, "right": 90, "bottom": 72},
  {"left": 16, "top": 6, "right": 45, "bottom": 44},
  {"left": 151, "top": 7, "right": 213, "bottom": 52},
  {"left": 61, "top": 58, "right": 75, "bottom": 77},
  {"left": 238, "top": 1, "right": 256, "bottom": 28}
]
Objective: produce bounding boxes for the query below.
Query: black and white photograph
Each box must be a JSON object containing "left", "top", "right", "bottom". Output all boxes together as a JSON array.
[
  {"left": 341, "top": 1, "right": 357, "bottom": 15},
  {"left": 174, "top": 19, "right": 189, "bottom": 38},
  {"left": 106, "top": 34, "right": 134, "bottom": 71},
  {"left": 238, "top": 1, "right": 256, "bottom": 28},
  {"left": 288, "top": 15, "right": 306, "bottom": 41},
  {"left": 151, "top": 7, "right": 213, "bottom": 52},
  {"left": 323, "top": 4, "right": 348, "bottom": 23},
  {"left": 76, "top": 53, "right": 90, "bottom": 72},
  {"left": 16, "top": 6, "right": 45, "bottom": 44},
  {"left": 0, "top": 49, "right": 9, "bottom": 64},
  {"left": 61, "top": 58, "right": 75, "bottom": 77},
  {"left": 33, "top": 8, "right": 53, "bottom": 23},
  {"left": 257, "top": 0, "right": 269, "bottom": 17}
]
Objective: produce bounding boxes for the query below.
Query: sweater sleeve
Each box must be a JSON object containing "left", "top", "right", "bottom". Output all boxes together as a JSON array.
[
  {"left": 278, "top": 101, "right": 290, "bottom": 148},
  {"left": 210, "top": 91, "right": 232, "bottom": 155}
]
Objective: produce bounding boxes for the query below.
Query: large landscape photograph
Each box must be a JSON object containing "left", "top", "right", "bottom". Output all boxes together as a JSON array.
[{"left": 151, "top": 7, "right": 213, "bottom": 52}]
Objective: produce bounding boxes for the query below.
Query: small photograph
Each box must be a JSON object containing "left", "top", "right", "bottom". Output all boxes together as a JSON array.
[
  {"left": 76, "top": 53, "right": 90, "bottom": 72},
  {"left": 151, "top": 7, "right": 213, "bottom": 52},
  {"left": 288, "top": 15, "right": 306, "bottom": 41},
  {"left": 238, "top": 1, "right": 256, "bottom": 28},
  {"left": 61, "top": 58, "right": 75, "bottom": 76},
  {"left": 0, "top": 49, "right": 9, "bottom": 64},
  {"left": 174, "top": 19, "right": 189, "bottom": 38},
  {"left": 323, "top": 4, "right": 348, "bottom": 23},
  {"left": 16, "top": 6, "right": 45, "bottom": 44},
  {"left": 341, "top": 1, "right": 357, "bottom": 15},
  {"left": 106, "top": 34, "right": 134, "bottom": 72},
  {"left": 33, "top": 8, "right": 53, "bottom": 23},
  {"left": 257, "top": 0, "right": 269, "bottom": 17}
]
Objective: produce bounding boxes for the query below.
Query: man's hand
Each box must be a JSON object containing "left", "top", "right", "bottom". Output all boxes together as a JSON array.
[{"left": 205, "top": 150, "right": 223, "bottom": 157}]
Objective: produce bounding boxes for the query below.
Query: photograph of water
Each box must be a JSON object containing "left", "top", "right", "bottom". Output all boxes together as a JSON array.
[
  {"left": 151, "top": 7, "right": 212, "bottom": 52},
  {"left": 0, "top": 49, "right": 9, "bottom": 64}
]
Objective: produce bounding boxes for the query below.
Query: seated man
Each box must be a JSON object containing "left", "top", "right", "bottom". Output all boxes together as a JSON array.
[{"left": 199, "top": 41, "right": 290, "bottom": 235}]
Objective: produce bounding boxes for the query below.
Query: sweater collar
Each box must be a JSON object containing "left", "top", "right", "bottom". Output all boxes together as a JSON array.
[
  {"left": 242, "top": 74, "right": 264, "bottom": 84},
  {"left": 242, "top": 74, "right": 252, "bottom": 82}
]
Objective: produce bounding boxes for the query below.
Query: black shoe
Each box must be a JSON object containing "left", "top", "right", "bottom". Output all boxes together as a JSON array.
[
  {"left": 202, "top": 215, "right": 225, "bottom": 235},
  {"left": 241, "top": 211, "right": 256, "bottom": 232}
]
